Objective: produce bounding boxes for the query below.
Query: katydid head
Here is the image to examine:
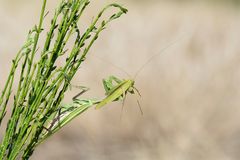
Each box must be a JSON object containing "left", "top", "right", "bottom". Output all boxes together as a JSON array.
[{"left": 127, "top": 80, "right": 135, "bottom": 94}]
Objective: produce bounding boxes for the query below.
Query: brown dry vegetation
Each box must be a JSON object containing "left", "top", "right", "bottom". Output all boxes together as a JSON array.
[{"left": 1, "top": 1, "right": 240, "bottom": 159}]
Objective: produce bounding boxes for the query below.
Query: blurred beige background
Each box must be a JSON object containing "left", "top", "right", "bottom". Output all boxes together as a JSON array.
[{"left": 1, "top": 0, "right": 240, "bottom": 159}]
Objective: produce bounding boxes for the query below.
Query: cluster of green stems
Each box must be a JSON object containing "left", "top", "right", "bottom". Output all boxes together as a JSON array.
[{"left": 0, "top": 0, "right": 127, "bottom": 159}]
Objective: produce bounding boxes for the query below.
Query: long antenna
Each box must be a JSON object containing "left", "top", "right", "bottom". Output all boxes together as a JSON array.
[
  {"left": 92, "top": 34, "right": 187, "bottom": 79},
  {"left": 134, "top": 35, "right": 187, "bottom": 79},
  {"left": 92, "top": 54, "right": 131, "bottom": 77}
]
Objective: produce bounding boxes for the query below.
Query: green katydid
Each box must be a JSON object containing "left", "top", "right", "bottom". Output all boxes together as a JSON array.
[
  {"left": 96, "top": 75, "right": 143, "bottom": 115},
  {"left": 95, "top": 37, "right": 184, "bottom": 112},
  {"left": 102, "top": 75, "right": 137, "bottom": 100}
]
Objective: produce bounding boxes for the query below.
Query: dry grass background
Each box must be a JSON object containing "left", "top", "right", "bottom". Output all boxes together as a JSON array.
[{"left": 1, "top": 0, "right": 240, "bottom": 159}]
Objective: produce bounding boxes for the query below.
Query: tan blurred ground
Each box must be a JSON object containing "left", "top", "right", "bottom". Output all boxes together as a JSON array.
[{"left": 1, "top": 0, "right": 240, "bottom": 160}]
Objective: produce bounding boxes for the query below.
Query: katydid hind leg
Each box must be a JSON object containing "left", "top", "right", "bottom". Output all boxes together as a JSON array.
[
  {"left": 102, "top": 79, "right": 111, "bottom": 94},
  {"left": 110, "top": 75, "right": 123, "bottom": 84},
  {"left": 102, "top": 78, "right": 116, "bottom": 95}
]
